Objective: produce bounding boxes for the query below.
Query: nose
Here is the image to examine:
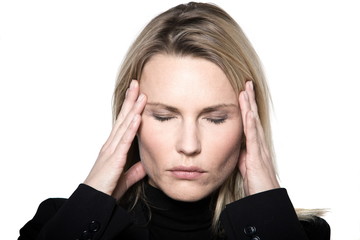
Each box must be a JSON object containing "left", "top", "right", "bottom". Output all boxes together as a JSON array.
[{"left": 176, "top": 120, "right": 201, "bottom": 156}]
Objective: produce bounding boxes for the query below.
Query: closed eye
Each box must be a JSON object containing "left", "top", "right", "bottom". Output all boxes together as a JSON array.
[
  {"left": 205, "top": 116, "right": 228, "bottom": 125},
  {"left": 153, "top": 114, "right": 175, "bottom": 122}
]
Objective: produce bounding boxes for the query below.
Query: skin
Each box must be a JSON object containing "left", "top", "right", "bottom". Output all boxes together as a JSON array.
[
  {"left": 138, "top": 54, "right": 242, "bottom": 201},
  {"left": 84, "top": 54, "right": 279, "bottom": 201}
]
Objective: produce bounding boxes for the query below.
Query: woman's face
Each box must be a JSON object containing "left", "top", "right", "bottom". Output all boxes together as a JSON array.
[{"left": 138, "top": 54, "right": 242, "bottom": 202}]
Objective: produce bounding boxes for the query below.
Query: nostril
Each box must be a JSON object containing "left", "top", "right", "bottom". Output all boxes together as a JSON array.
[{"left": 176, "top": 132, "right": 201, "bottom": 156}]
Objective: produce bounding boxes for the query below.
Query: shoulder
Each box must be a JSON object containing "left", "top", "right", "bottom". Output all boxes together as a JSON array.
[
  {"left": 29, "top": 198, "right": 67, "bottom": 225},
  {"left": 19, "top": 184, "right": 135, "bottom": 240},
  {"left": 18, "top": 198, "right": 67, "bottom": 239},
  {"left": 37, "top": 198, "right": 67, "bottom": 214},
  {"left": 300, "top": 216, "right": 331, "bottom": 240}
]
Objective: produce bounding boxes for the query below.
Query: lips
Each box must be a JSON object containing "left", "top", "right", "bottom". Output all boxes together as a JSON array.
[{"left": 169, "top": 166, "right": 206, "bottom": 180}]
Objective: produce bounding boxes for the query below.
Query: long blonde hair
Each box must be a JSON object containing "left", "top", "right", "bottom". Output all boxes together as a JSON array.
[{"left": 113, "top": 1, "right": 323, "bottom": 230}]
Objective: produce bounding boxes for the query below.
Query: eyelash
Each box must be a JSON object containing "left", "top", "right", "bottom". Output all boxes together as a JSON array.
[
  {"left": 153, "top": 115, "right": 227, "bottom": 124},
  {"left": 153, "top": 115, "right": 175, "bottom": 122},
  {"left": 206, "top": 117, "right": 227, "bottom": 125}
]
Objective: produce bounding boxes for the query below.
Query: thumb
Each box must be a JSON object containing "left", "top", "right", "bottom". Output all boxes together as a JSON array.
[{"left": 112, "top": 162, "right": 147, "bottom": 200}]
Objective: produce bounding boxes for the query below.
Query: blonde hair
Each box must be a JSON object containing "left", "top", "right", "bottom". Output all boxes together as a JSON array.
[{"left": 113, "top": 1, "right": 323, "bottom": 231}]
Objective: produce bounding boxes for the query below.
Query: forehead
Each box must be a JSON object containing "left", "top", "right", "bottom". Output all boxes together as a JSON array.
[{"left": 140, "top": 54, "right": 237, "bottom": 106}]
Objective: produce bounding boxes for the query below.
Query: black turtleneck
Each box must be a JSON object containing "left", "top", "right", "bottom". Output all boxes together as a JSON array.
[
  {"left": 18, "top": 184, "right": 331, "bottom": 240},
  {"left": 143, "top": 183, "right": 215, "bottom": 240}
]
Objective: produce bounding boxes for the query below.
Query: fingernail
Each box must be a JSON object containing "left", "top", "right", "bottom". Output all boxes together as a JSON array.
[
  {"left": 249, "top": 81, "right": 254, "bottom": 90},
  {"left": 130, "top": 80, "right": 137, "bottom": 90},
  {"left": 125, "top": 89, "right": 129, "bottom": 97}
]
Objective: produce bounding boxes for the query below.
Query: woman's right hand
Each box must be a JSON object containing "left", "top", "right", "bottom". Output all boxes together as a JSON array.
[{"left": 84, "top": 80, "right": 147, "bottom": 201}]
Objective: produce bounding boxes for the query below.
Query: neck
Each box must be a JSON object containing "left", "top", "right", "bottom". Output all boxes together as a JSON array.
[{"left": 144, "top": 182, "right": 214, "bottom": 231}]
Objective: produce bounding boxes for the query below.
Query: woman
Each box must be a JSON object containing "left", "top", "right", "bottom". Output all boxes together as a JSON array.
[{"left": 18, "top": 2, "right": 330, "bottom": 240}]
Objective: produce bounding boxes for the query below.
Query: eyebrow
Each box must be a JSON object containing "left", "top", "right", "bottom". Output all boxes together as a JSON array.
[{"left": 146, "top": 102, "right": 238, "bottom": 114}]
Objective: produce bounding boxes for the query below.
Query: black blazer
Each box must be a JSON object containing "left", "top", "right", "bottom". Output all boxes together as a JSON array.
[{"left": 18, "top": 184, "right": 330, "bottom": 240}]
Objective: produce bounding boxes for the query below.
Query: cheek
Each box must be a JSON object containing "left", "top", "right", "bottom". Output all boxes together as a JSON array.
[
  {"left": 206, "top": 122, "right": 242, "bottom": 173},
  {"left": 137, "top": 117, "right": 172, "bottom": 173}
]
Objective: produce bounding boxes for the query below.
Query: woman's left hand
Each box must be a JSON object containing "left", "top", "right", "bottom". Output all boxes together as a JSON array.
[{"left": 238, "top": 81, "right": 280, "bottom": 196}]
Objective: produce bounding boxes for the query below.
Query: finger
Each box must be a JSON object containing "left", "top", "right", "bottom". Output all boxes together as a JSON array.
[
  {"left": 109, "top": 94, "right": 146, "bottom": 150},
  {"left": 116, "top": 80, "right": 140, "bottom": 123},
  {"left": 103, "top": 80, "right": 140, "bottom": 149},
  {"left": 246, "top": 81, "right": 259, "bottom": 116},
  {"left": 103, "top": 94, "right": 147, "bottom": 153},
  {"left": 244, "top": 110, "right": 263, "bottom": 167},
  {"left": 112, "top": 113, "right": 142, "bottom": 162},
  {"left": 245, "top": 81, "right": 268, "bottom": 153},
  {"left": 239, "top": 91, "right": 250, "bottom": 133},
  {"left": 113, "top": 161, "right": 146, "bottom": 200},
  {"left": 245, "top": 110, "right": 272, "bottom": 172}
]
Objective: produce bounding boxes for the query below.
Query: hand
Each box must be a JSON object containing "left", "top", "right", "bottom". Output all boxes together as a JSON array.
[
  {"left": 238, "top": 81, "right": 280, "bottom": 196},
  {"left": 84, "top": 80, "right": 147, "bottom": 201}
]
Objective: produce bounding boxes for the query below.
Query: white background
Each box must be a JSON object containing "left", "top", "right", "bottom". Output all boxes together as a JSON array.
[{"left": 1, "top": 1, "right": 359, "bottom": 239}]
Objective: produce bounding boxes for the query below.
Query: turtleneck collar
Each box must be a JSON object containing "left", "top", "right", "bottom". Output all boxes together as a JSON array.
[{"left": 143, "top": 182, "right": 213, "bottom": 232}]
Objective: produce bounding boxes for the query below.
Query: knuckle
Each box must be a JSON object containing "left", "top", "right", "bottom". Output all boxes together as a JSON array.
[
  {"left": 120, "top": 131, "right": 134, "bottom": 144},
  {"left": 98, "top": 147, "right": 113, "bottom": 161},
  {"left": 246, "top": 133, "right": 258, "bottom": 144},
  {"left": 99, "top": 144, "right": 111, "bottom": 156},
  {"left": 100, "top": 143, "right": 108, "bottom": 153},
  {"left": 118, "top": 112, "right": 126, "bottom": 121}
]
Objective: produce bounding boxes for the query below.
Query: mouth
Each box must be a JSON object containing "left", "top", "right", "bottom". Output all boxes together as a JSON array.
[{"left": 168, "top": 166, "right": 206, "bottom": 180}]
